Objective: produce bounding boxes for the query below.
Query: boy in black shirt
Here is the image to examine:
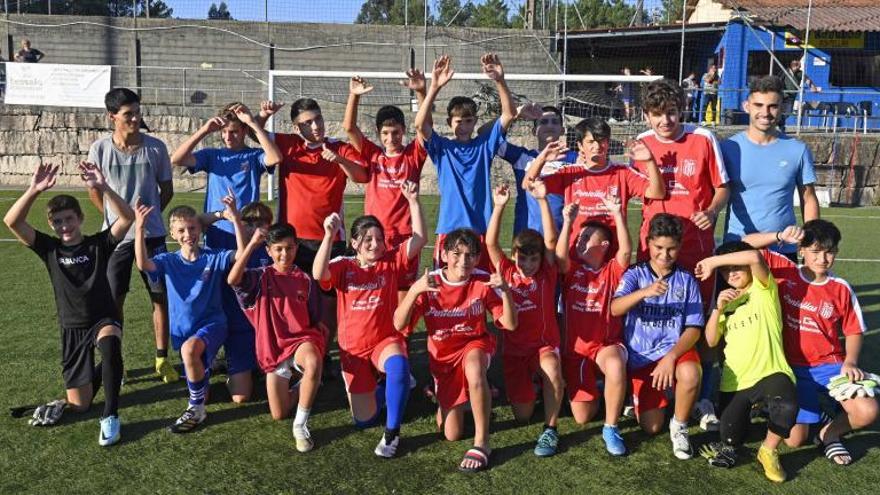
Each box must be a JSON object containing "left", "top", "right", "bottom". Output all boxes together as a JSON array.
[{"left": 4, "top": 162, "right": 134, "bottom": 446}]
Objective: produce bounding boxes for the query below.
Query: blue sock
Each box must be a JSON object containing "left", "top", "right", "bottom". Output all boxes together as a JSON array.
[
  {"left": 187, "top": 372, "right": 210, "bottom": 407},
  {"left": 699, "top": 361, "right": 717, "bottom": 401},
  {"left": 383, "top": 355, "right": 410, "bottom": 433}
]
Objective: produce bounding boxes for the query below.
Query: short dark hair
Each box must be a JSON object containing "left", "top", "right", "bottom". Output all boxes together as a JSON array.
[
  {"left": 580, "top": 220, "right": 612, "bottom": 243},
  {"left": 748, "top": 75, "right": 784, "bottom": 97},
  {"left": 642, "top": 79, "right": 686, "bottom": 114},
  {"left": 442, "top": 228, "right": 481, "bottom": 255},
  {"left": 266, "top": 222, "right": 298, "bottom": 245},
  {"left": 574, "top": 117, "right": 610, "bottom": 144},
  {"left": 290, "top": 98, "right": 322, "bottom": 122},
  {"left": 447, "top": 96, "right": 478, "bottom": 119},
  {"left": 513, "top": 229, "right": 544, "bottom": 257},
  {"left": 240, "top": 202, "right": 273, "bottom": 224},
  {"left": 714, "top": 240, "right": 754, "bottom": 256},
  {"left": 168, "top": 205, "right": 198, "bottom": 225},
  {"left": 46, "top": 194, "right": 83, "bottom": 218},
  {"left": 105, "top": 88, "right": 140, "bottom": 114},
  {"left": 533, "top": 105, "right": 563, "bottom": 130},
  {"left": 375, "top": 105, "right": 406, "bottom": 131},
  {"left": 801, "top": 219, "right": 841, "bottom": 251},
  {"left": 647, "top": 213, "right": 683, "bottom": 242},
  {"left": 350, "top": 215, "right": 384, "bottom": 242}
]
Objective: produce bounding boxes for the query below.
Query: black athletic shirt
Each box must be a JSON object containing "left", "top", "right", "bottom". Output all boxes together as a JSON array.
[{"left": 30, "top": 229, "right": 121, "bottom": 328}]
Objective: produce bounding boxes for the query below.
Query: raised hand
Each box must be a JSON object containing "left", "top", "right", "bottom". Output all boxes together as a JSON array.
[
  {"left": 400, "top": 180, "right": 420, "bottom": 202},
  {"left": 249, "top": 226, "right": 267, "bottom": 246},
  {"left": 220, "top": 187, "right": 239, "bottom": 221},
  {"left": 412, "top": 267, "right": 441, "bottom": 295},
  {"left": 600, "top": 194, "right": 622, "bottom": 216},
  {"left": 259, "top": 100, "right": 285, "bottom": 118},
  {"left": 527, "top": 179, "right": 548, "bottom": 200},
  {"left": 493, "top": 184, "right": 511, "bottom": 207},
  {"left": 516, "top": 102, "right": 544, "bottom": 121},
  {"left": 321, "top": 143, "right": 340, "bottom": 164},
  {"left": 693, "top": 258, "right": 715, "bottom": 281},
  {"left": 432, "top": 55, "right": 454, "bottom": 89},
  {"left": 624, "top": 139, "right": 654, "bottom": 162},
  {"left": 562, "top": 203, "right": 579, "bottom": 224},
  {"left": 778, "top": 225, "right": 805, "bottom": 244},
  {"left": 29, "top": 163, "right": 60, "bottom": 193},
  {"left": 400, "top": 69, "right": 426, "bottom": 93},
  {"left": 202, "top": 116, "right": 227, "bottom": 134},
  {"left": 323, "top": 212, "right": 342, "bottom": 236},
  {"left": 644, "top": 278, "right": 669, "bottom": 298},
  {"left": 350, "top": 76, "right": 374, "bottom": 96},
  {"left": 480, "top": 53, "right": 505, "bottom": 82},
  {"left": 540, "top": 139, "right": 568, "bottom": 161},
  {"left": 134, "top": 198, "right": 155, "bottom": 229},
  {"left": 716, "top": 288, "right": 741, "bottom": 310},
  {"left": 486, "top": 269, "right": 510, "bottom": 291},
  {"left": 77, "top": 161, "right": 106, "bottom": 190},
  {"left": 231, "top": 104, "right": 256, "bottom": 126}
]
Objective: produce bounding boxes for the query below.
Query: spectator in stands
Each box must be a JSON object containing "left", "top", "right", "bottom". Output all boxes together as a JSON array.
[
  {"left": 617, "top": 67, "right": 637, "bottom": 122},
  {"left": 780, "top": 59, "right": 818, "bottom": 133},
  {"left": 701, "top": 65, "right": 720, "bottom": 126},
  {"left": 682, "top": 72, "right": 699, "bottom": 123},
  {"left": 14, "top": 38, "right": 44, "bottom": 63}
]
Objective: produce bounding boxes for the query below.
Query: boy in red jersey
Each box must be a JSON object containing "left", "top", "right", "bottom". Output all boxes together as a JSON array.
[
  {"left": 394, "top": 229, "right": 517, "bottom": 472},
  {"left": 313, "top": 181, "right": 426, "bottom": 458},
  {"left": 637, "top": 79, "right": 729, "bottom": 430},
  {"left": 743, "top": 220, "right": 877, "bottom": 465},
  {"left": 486, "top": 181, "right": 565, "bottom": 457},
  {"left": 556, "top": 194, "right": 632, "bottom": 457},
  {"left": 228, "top": 223, "right": 326, "bottom": 453},
  {"left": 342, "top": 71, "right": 429, "bottom": 300},
  {"left": 522, "top": 117, "right": 664, "bottom": 252}
]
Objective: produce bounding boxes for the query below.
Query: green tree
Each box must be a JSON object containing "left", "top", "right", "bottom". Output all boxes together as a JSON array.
[
  {"left": 436, "top": 0, "right": 474, "bottom": 27},
  {"left": 660, "top": 0, "right": 685, "bottom": 24},
  {"left": 108, "top": 0, "right": 173, "bottom": 18},
  {"left": 355, "top": 0, "right": 431, "bottom": 25},
  {"left": 567, "top": 0, "right": 638, "bottom": 29},
  {"left": 471, "top": 0, "right": 510, "bottom": 28},
  {"left": 208, "top": 1, "right": 233, "bottom": 20}
]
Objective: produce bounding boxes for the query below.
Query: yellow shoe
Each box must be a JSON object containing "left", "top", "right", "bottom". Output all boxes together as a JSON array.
[
  {"left": 155, "top": 357, "right": 179, "bottom": 384},
  {"left": 757, "top": 444, "right": 787, "bottom": 483}
]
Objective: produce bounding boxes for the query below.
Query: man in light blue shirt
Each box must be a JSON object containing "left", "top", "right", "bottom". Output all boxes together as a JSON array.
[{"left": 721, "top": 75, "right": 820, "bottom": 259}]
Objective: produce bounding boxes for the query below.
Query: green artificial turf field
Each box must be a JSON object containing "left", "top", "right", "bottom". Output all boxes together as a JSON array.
[{"left": 0, "top": 191, "right": 878, "bottom": 494}]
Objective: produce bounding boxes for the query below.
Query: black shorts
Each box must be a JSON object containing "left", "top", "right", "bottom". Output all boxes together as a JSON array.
[
  {"left": 107, "top": 237, "right": 168, "bottom": 303},
  {"left": 294, "top": 239, "right": 347, "bottom": 275},
  {"left": 61, "top": 317, "right": 121, "bottom": 389}
]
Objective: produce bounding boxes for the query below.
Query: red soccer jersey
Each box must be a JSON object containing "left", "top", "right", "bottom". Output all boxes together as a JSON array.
[
  {"left": 498, "top": 256, "right": 560, "bottom": 356},
  {"left": 410, "top": 268, "right": 506, "bottom": 366},
  {"left": 275, "top": 134, "right": 364, "bottom": 241},
  {"left": 562, "top": 258, "right": 626, "bottom": 358},
  {"left": 234, "top": 265, "right": 326, "bottom": 373},
  {"left": 763, "top": 249, "right": 866, "bottom": 367},
  {"left": 323, "top": 245, "right": 410, "bottom": 357},
  {"left": 635, "top": 125, "right": 728, "bottom": 259},
  {"left": 361, "top": 139, "right": 427, "bottom": 241},
  {"left": 543, "top": 162, "right": 648, "bottom": 244}
]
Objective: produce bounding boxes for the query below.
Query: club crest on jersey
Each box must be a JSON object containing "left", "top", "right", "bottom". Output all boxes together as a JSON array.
[
  {"left": 608, "top": 185, "right": 619, "bottom": 197},
  {"left": 778, "top": 160, "right": 789, "bottom": 168},
  {"left": 819, "top": 301, "right": 834, "bottom": 319},
  {"left": 240, "top": 162, "right": 250, "bottom": 173},
  {"left": 682, "top": 159, "right": 697, "bottom": 177},
  {"left": 201, "top": 268, "right": 212, "bottom": 281},
  {"left": 674, "top": 287, "right": 685, "bottom": 301},
  {"left": 296, "top": 290, "right": 307, "bottom": 302}
]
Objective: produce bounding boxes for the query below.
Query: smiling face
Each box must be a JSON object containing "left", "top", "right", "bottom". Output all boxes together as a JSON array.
[
  {"left": 535, "top": 111, "right": 563, "bottom": 149},
  {"left": 48, "top": 209, "right": 84, "bottom": 245},
  {"left": 108, "top": 103, "right": 142, "bottom": 136},
  {"left": 169, "top": 217, "right": 201, "bottom": 250},
  {"left": 720, "top": 264, "right": 752, "bottom": 290},
  {"left": 647, "top": 235, "right": 680, "bottom": 272},
  {"left": 799, "top": 242, "right": 837, "bottom": 278},
  {"left": 441, "top": 242, "right": 479, "bottom": 282},
  {"left": 744, "top": 91, "right": 782, "bottom": 133},
  {"left": 448, "top": 113, "right": 477, "bottom": 142},
  {"left": 295, "top": 110, "right": 325, "bottom": 144},
  {"left": 513, "top": 251, "right": 542, "bottom": 278},
  {"left": 221, "top": 120, "right": 248, "bottom": 150},
  {"left": 379, "top": 124, "right": 406, "bottom": 153},
  {"left": 645, "top": 106, "right": 682, "bottom": 140},
  {"left": 267, "top": 237, "right": 298, "bottom": 272},
  {"left": 352, "top": 226, "right": 387, "bottom": 264}
]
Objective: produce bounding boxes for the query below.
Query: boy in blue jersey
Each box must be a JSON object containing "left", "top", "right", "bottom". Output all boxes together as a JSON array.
[
  {"left": 496, "top": 104, "right": 575, "bottom": 236},
  {"left": 610, "top": 213, "right": 703, "bottom": 460},
  {"left": 414, "top": 54, "right": 516, "bottom": 272},
  {"left": 134, "top": 195, "right": 246, "bottom": 433}
]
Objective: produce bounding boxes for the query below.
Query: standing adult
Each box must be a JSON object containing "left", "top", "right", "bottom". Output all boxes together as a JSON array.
[
  {"left": 681, "top": 72, "right": 699, "bottom": 123},
  {"left": 781, "top": 59, "right": 817, "bottom": 132},
  {"left": 701, "top": 65, "right": 720, "bottom": 125},
  {"left": 14, "top": 38, "right": 44, "bottom": 63},
  {"left": 721, "top": 75, "right": 820, "bottom": 261}
]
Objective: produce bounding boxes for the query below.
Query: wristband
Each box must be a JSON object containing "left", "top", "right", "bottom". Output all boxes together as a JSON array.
[{"left": 775, "top": 231, "right": 782, "bottom": 242}]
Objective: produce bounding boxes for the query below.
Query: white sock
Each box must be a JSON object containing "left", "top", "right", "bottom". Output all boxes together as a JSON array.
[
  {"left": 293, "top": 406, "right": 310, "bottom": 429},
  {"left": 670, "top": 417, "right": 687, "bottom": 431}
]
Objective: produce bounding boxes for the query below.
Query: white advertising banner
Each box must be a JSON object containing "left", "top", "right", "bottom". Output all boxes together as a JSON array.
[{"left": 3, "top": 63, "right": 111, "bottom": 108}]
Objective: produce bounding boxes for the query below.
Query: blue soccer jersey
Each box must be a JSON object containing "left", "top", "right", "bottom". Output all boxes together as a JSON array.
[
  {"left": 147, "top": 248, "right": 235, "bottom": 349},
  {"left": 614, "top": 262, "right": 705, "bottom": 369},
  {"left": 190, "top": 147, "right": 272, "bottom": 249},
  {"left": 496, "top": 141, "right": 568, "bottom": 236},
  {"left": 722, "top": 132, "right": 816, "bottom": 254},
  {"left": 425, "top": 119, "right": 506, "bottom": 234}
]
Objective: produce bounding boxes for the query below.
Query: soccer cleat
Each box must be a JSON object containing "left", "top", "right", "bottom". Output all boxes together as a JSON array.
[
  {"left": 533, "top": 428, "right": 559, "bottom": 457},
  {"left": 99, "top": 415, "right": 121, "bottom": 446},
  {"left": 602, "top": 425, "right": 627, "bottom": 456},
  {"left": 155, "top": 357, "right": 179, "bottom": 384},
  {"left": 693, "top": 399, "right": 720, "bottom": 432},
  {"left": 757, "top": 444, "right": 787, "bottom": 482},
  {"left": 168, "top": 406, "right": 206, "bottom": 434},
  {"left": 293, "top": 423, "right": 314, "bottom": 453},
  {"left": 374, "top": 432, "right": 400, "bottom": 458},
  {"left": 669, "top": 419, "right": 693, "bottom": 460}
]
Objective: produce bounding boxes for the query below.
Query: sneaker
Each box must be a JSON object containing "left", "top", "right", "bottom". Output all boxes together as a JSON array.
[
  {"left": 155, "top": 357, "right": 179, "bottom": 384},
  {"left": 602, "top": 425, "right": 627, "bottom": 456},
  {"left": 168, "top": 406, "right": 206, "bottom": 434},
  {"left": 293, "top": 423, "right": 314, "bottom": 453},
  {"left": 757, "top": 444, "right": 787, "bottom": 482},
  {"left": 533, "top": 428, "right": 559, "bottom": 457},
  {"left": 98, "top": 415, "right": 121, "bottom": 446},
  {"left": 622, "top": 405, "right": 636, "bottom": 420},
  {"left": 669, "top": 419, "right": 693, "bottom": 460},
  {"left": 694, "top": 399, "right": 720, "bottom": 432},
  {"left": 374, "top": 432, "right": 400, "bottom": 458},
  {"left": 409, "top": 373, "right": 418, "bottom": 391}
]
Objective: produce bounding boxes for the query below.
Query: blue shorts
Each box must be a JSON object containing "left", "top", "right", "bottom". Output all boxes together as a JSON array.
[
  {"left": 179, "top": 322, "right": 228, "bottom": 380},
  {"left": 793, "top": 363, "right": 842, "bottom": 424},
  {"left": 224, "top": 329, "right": 258, "bottom": 376}
]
